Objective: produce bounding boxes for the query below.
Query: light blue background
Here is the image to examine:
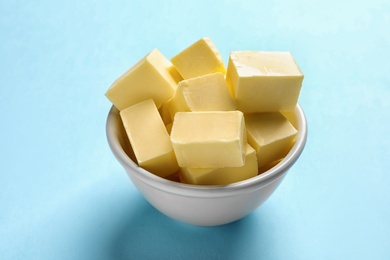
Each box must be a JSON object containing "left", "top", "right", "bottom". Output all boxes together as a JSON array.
[{"left": 1, "top": 0, "right": 389, "bottom": 259}]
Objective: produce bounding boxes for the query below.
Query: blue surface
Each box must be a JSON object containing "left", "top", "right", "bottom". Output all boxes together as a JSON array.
[{"left": 1, "top": 0, "right": 389, "bottom": 259}]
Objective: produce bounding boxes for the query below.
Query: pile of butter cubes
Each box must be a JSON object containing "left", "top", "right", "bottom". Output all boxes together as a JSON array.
[{"left": 106, "top": 37, "right": 303, "bottom": 185}]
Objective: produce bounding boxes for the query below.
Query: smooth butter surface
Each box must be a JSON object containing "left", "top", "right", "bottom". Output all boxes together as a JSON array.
[
  {"left": 171, "top": 37, "right": 226, "bottom": 79},
  {"left": 226, "top": 51, "right": 303, "bottom": 113},
  {"left": 245, "top": 112, "right": 297, "bottom": 167},
  {"left": 170, "top": 111, "right": 246, "bottom": 168},
  {"left": 106, "top": 48, "right": 182, "bottom": 110},
  {"left": 169, "top": 72, "right": 236, "bottom": 119},
  {"left": 120, "top": 99, "right": 179, "bottom": 177},
  {"left": 180, "top": 144, "right": 258, "bottom": 185}
]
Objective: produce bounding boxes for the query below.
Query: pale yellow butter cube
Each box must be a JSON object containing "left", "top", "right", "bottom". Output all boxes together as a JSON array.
[
  {"left": 106, "top": 49, "right": 182, "bottom": 110},
  {"left": 120, "top": 99, "right": 179, "bottom": 177},
  {"left": 170, "top": 111, "right": 246, "bottom": 168},
  {"left": 169, "top": 72, "right": 236, "bottom": 119},
  {"left": 180, "top": 144, "right": 258, "bottom": 185},
  {"left": 245, "top": 112, "right": 298, "bottom": 167},
  {"left": 226, "top": 51, "right": 303, "bottom": 113},
  {"left": 171, "top": 37, "right": 226, "bottom": 79}
]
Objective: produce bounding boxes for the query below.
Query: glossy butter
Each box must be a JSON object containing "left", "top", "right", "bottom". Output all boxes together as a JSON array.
[
  {"left": 169, "top": 72, "right": 236, "bottom": 119},
  {"left": 170, "top": 111, "right": 246, "bottom": 168},
  {"left": 171, "top": 37, "right": 226, "bottom": 79},
  {"left": 226, "top": 51, "right": 303, "bottom": 113},
  {"left": 245, "top": 112, "right": 297, "bottom": 167},
  {"left": 106, "top": 49, "right": 182, "bottom": 110},
  {"left": 120, "top": 99, "right": 179, "bottom": 177},
  {"left": 180, "top": 144, "right": 258, "bottom": 185}
]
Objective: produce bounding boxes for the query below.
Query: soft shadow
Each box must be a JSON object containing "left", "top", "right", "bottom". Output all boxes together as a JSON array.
[{"left": 105, "top": 194, "right": 277, "bottom": 260}]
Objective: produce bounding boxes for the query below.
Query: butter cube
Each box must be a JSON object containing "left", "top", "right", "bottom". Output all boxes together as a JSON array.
[
  {"left": 169, "top": 72, "right": 236, "bottom": 119},
  {"left": 226, "top": 51, "right": 303, "bottom": 113},
  {"left": 180, "top": 144, "right": 258, "bottom": 185},
  {"left": 120, "top": 99, "right": 179, "bottom": 177},
  {"left": 170, "top": 111, "right": 246, "bottom": 168},
  {"left": 106, "top": 49, "right": 182, "bottom": 110},
  {"left": 245, "top": 112, "right": 298, "bottom": 167},
  {"left": 171, "top": 37, "right": 226, "bottom": 79}
]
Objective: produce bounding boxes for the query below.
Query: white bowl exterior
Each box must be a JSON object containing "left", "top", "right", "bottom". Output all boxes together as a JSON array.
[{"left": 127, "top": 166, "right": 287, "bottom": 226}]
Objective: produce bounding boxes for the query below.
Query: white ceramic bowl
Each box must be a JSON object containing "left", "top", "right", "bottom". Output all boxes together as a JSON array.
[{"left": 106, "top": 104, "right": 307, "bottom": 226}]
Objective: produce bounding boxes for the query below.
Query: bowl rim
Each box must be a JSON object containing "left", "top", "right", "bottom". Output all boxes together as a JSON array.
[{"left": 106, "top": 104, "right": 308, "bottom": 197}]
